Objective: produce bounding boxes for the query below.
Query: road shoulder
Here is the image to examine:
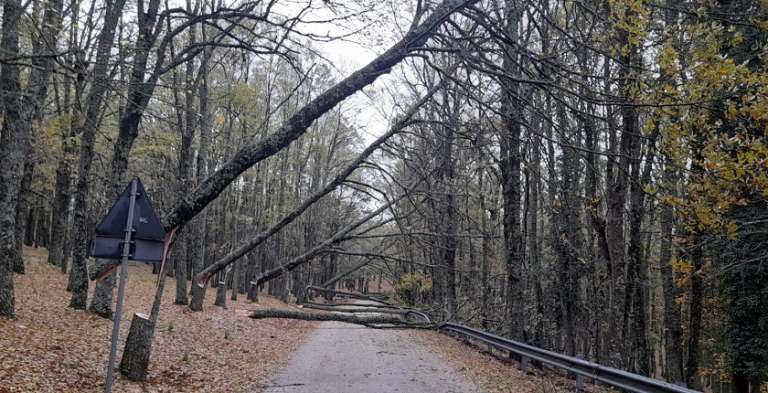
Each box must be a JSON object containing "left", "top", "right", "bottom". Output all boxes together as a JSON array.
[{"left": 409, "top": 329, "right": 611, "bottom": 393}]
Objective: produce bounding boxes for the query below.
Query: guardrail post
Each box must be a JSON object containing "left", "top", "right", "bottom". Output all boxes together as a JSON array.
[
  {"left": 575, "top": 373, "right": 585, "bottom": 391},
  {"left": 519, "top": 355, "right": 531, "bottom": 373}
]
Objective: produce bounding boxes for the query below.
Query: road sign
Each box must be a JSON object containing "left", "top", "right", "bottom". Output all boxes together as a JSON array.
[
  {"left": 93, "top": 178, "right": 165, "bottom": 393},
  {"left": 91, "top": 178, "right": 165, "bottom": 262}
]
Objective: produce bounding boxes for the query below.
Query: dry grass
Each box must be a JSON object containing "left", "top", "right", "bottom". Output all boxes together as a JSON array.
[
  {"left": 0, "top": 247, "right": 316, "bottom": 393},
  {"left": 410, "top": 329, "right": 613, "bottom": 393}
]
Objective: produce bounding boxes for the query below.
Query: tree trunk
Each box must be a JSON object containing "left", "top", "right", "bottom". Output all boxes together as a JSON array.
[
  {"left": 119, "top": 313, "right": 154, "bottom": 381},
  {"left": 435, "top": 89, "right": 458, "bottom": 320},
  {"left": 660, "top": 160, "right": 684, "bottom": 383},
  {"left": 479, "top": 174, "right": 496, "bottom": 330},
  {"left": 171, "top": 20, "right": 198, "bottom": 304},
  {"left": 68, "top": 0, "right": 128, "bottom": 309},
  {"left": 499, "top": 0, "right": 524, "bottom": 340},
  {"left": 230, "top": 259, "right": 239, "bottom": 301},
  {"left": 174, "top": 233, "right": 188, "bottom": 305},
  {"left": 685, "top": 245, "right": 703, "bottom": 389},
  {"left": 89, "top": 272, "right": 115, "bottom": 318},
  {"left": 187, "top": 34, "right": 212, "bottom": 310},
  {"left": 623, "top": 131, "right": 654, "bottom": 374},
  {"left": 120, "top": 230, "right": 172, "bottom": 381},
  {"left": 0, "top": 0, "right": 24, "bottom": 318},
  {"left": 214, "top": 268, "right": 230, "bottom": 308},
  {"left": 48, "top": 143, "right": 73, "bottom": 269},
  {"left": 12, "top": 161, "right": 34, "bottom": 274},
  {"left": 604, "top": 2, "right": 642, "bottom": 362},
  {"left": 250, "top": 309, "right": 428, "bottom": 328}
]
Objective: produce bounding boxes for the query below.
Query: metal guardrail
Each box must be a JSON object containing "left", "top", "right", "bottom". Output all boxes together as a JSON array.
[{"left": 439, "top": 323, "right": 700, "bottom": 393}]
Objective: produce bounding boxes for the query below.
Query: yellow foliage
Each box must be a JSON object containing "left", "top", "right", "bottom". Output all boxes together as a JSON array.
[{"left": 651, "top": 8, "right": 768, "bottom": 239}]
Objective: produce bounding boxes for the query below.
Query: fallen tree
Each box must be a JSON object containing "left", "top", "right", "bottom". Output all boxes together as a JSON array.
[
  {"left": 187, "top": 83, "right": 443, "bottom": 311},
  {"left": 246, "top": 196, "right": 409, "bottom": 296},
  {"left": 301, "top": 301, "right": 405, "bottom": 311},
  {"left": 301, "top": 304, "right": 407, "bottom": 315},
  {"left": 250, "top": 308, "right": 433, "bottom": 329},
  {"left": 318, "top": 258, "right": 374, "bottom": 289},
  {"left": 301, "top": 303, "right": 431, "bottom": 324},
  {"left": 304, "top": 286, "right": 391, "bottom": 305}
]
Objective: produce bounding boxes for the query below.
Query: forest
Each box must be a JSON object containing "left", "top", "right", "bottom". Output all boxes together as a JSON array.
[{"left": 0, "top": 0, "right": 767, "bottom": 392}]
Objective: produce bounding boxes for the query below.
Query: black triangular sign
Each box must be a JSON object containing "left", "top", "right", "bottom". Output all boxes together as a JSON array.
[
  {"left": 95, "top": 178, "right": 165, "bottom": 241},
  {"left": 91, "top": 178, "right": 166, "bottom": 262}
]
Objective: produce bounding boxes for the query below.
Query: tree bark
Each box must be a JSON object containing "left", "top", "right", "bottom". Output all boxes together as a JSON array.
[
  {"left": 623, "top": 131, "right": 655, "bottom": 374},
  {"left": 250, "top": 308, "right": 430, "bottom": 328},
  {"left": 499, "top": 0, "right": 524, "bottom": 340},
  {"left": 214, "top": 268, "right": 230, "bottom": 308},
  {"left": 0, "top": 0, "right": 24, "bottom": 318},
  {"left": 119, "top": 313, "right": 154, "bottom": 381},
  {"left": 12, "top": 161, "right": 34, "bottom": 274},
  {"left": 48, "top": 138, "right": 74, "bottom": 269},
  {"left": 685, "top": 245, "right": 703, "bottom": 389},
  {"left": 120, "top": 229, "right": 174, "bottom": 381}
]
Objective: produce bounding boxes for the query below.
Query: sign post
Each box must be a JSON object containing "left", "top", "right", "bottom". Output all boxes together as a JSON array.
[
  {"left": 91, "top": 177, "right": 165, "bottom": 393},
  {"left": 104, "top": 178, "right": 137, "bottom": 393}
]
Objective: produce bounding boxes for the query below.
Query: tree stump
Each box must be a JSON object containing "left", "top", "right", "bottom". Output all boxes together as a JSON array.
[
  {"left": 247, "top": 282, "right": 259, "bottom": 303},
  {"left": 119, "top": 313, "right": 154, "bottom": 381},
  {"left": 189, "top": 282, "right": 206, "bottom": 311},
  {"left": 214, "top": 280, "right": 227, "bottom": 308}
]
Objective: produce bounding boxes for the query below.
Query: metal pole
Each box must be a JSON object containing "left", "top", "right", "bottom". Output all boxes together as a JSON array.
[{"left": 105, "top": 178, "right": 138, "bottom": 393}]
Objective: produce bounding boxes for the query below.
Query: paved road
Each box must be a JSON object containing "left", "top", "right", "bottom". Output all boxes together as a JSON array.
[{"left": 261, "top": 321, "right": 485, "bottom": 393}]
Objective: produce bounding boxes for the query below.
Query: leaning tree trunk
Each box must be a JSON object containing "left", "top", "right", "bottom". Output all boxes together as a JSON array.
[
  {"left": 188, "top": 84, "right": 441, "bottom": 310},
  {"left": 90, "top": 0, "right": 479, "bottom": 285}
]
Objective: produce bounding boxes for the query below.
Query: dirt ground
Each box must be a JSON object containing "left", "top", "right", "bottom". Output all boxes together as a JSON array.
[{"left": 0, "top": 247, "right": 317, "bottom": 393}]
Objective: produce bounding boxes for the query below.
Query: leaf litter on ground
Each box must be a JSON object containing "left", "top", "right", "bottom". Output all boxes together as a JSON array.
[
  {"left": 0, "top": 247, "right": 317, "bottom": 393},
  {"left": 410, "top": 329, "right": 614, "bottom": 393}
]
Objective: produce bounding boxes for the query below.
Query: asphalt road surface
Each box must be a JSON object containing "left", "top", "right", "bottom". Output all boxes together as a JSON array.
[{"left": 261, "top": 321, "right": 485, "bottom": 393}]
